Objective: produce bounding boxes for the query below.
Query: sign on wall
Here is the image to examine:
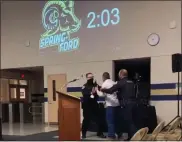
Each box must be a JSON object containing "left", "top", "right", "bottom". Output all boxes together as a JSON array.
[{"left": 39, "top": 0, "right": 81, "bottom": 52}]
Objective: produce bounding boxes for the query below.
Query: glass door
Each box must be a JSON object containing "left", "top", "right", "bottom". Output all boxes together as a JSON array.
[
  {"left": 9, "top": 85, "right": 18, "bottom": 102},
  {"left": 9, "top": 79, "right": 29, "bottom": 103},
  {"left": 9, "top": 79, "right": 18, "bottom": 102},
  {"left": 19, "top": 80, "right": 28, "bottom": 102},
  {"left": 19, "top": 86, "right": 28, "bottom": 102}
]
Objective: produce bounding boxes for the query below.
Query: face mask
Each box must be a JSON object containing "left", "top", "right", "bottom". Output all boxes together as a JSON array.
[{"left": 87, "top": 78, "right": 94, "bottom": 85}]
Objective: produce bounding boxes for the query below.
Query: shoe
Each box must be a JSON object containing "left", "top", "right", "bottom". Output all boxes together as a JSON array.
[
  {"left": 82, "top": 135, "right": 86, "bottom": 139},
  {"left": 118, "top": 136, "right": 125, "bottom": 141},
  {"left": 108, "top": 136, "right": 116, "bottom": 140},
  {"left": 97, "top": 133, "right": 106, "bottom": 138}
]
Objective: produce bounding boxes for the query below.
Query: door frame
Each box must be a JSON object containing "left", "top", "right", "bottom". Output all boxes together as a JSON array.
[
  {"left": 112, "top": 57, "right": 151, "bottom": 81},
  {"left": 47, "top": 74, "right": 67, "bottom": 124},
  {"left": 112, "top": 57, "right": 151, "bottom": 100}
]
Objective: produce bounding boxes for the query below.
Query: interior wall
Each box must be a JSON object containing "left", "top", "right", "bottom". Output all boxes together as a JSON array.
[
  {"left": 44, "top": 56, "right": 182, "bottom": 124},
  {"left": 43, "top": 61, "right": 112, "bottom": 123},
  {"left": 44, "top": 61, "right": 113, "bottom": 88},
  {"left": 1, "top": 1, "right": 181, "bottom": 68},
  {"left": 31, "top": 71, "right": 44, "bottom": 94},
  {"left": 151, "top": 55, "right": 182, "bottom": 123},
  {"left": 1, "top": 70, "right": 34, "bottom": 80}
]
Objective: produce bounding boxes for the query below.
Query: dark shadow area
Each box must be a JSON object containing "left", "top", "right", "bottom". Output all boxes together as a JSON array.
[
  {"left": 12, "top": 103, "right": 20, "bottom": 123},
  {"left": 114, "top": 57, "right": 151, "bottom": 101},
  {"left": 113, "top": 57, "right": 158, "bottom": 133}
]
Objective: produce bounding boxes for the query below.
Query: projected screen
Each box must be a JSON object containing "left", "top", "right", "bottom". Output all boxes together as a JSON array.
[{"left": 39, "top": 0, "right": 122, "bottom": 53}]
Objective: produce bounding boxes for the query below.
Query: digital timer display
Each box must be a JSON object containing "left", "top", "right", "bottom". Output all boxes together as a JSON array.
[{"left": 87, "top": 8, "right": 120, "bottom": 28}]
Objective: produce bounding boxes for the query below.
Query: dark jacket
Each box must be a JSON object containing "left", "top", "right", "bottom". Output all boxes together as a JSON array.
[
  {"left": 102, "top": 77, "right": 135, "bottom": 106},
  {"left": 81, "top": 82, "right": 99, "bottom": 104}
]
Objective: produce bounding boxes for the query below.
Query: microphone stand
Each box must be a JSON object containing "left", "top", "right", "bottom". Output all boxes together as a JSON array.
[
  {"left": 61, "top": 80, "right": 74, "bottom": 91},
  {"left": 61, "top": 78, "right": 81, "bottom": 91}
]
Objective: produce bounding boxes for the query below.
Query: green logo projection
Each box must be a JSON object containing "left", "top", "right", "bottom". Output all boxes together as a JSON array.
[{"left": 39, "top": 0, "right": 81, "bottom": 52}]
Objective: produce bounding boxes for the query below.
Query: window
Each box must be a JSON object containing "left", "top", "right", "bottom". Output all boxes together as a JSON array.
[
  {"left": 19, "top": 80, "right": 28, "bottom": 85},
  {"left": 20, "top": 88, "right": 26, "bottom": 99},
  {"left": 9, "top": 79, "right": 18, "bottom": 85},
  {"left": 10, "top": 88, "right": 17, "bottom": 99},
  {"left": 8, "top": 79, "right": 29, "bottom": 102}
]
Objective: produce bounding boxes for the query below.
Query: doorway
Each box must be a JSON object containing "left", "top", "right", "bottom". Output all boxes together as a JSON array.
[
  {"left": 9, "top": 79, "right": 29, "bottom": 102},
  {"left": 47, "top": 74, "right": 67, "bottom": 124},
  {"left": 113, "top": 57, "right": 151, "bottom": 100},
  {"left": 1, "top": 66, "right": 44, "bottom": 124}
]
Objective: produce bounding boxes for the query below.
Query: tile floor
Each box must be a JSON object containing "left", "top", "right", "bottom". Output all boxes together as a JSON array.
[
  {"left": 2, "top": 123, "right": 58, "bottom": 136},
  {"left": 2, "top": 123, "right": 109, "bottom": 141}
]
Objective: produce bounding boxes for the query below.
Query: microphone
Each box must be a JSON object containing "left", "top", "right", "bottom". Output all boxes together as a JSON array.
[
  {"left": 69, "top": 79, "right": 78, "bottom": 83},
  {"left": 61, "top": 74, "right": 84, "bottom": 90},
  {"left": 68, "top": 74, "right": 84, "bottom": 83}
]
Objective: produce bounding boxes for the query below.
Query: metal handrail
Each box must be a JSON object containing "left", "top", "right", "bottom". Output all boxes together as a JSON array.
[{"left": 28, "top": 106, "right": 43, "bottom": 115}]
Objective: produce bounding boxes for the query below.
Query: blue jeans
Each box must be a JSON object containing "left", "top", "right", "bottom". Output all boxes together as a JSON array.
[{"left": 106, "top": 106, "right": 117, "bottom": 138}]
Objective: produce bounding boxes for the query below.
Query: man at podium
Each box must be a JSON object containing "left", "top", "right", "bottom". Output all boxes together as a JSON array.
[{"left": 81, "top": 73, "right": 106, "bottom": 139}]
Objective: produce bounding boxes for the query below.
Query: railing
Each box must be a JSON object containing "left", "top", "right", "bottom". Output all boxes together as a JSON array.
[
  {"left": 29, "top": 104, "right": 44, "bottom": 124},
  {"left": 0, "top": 103, "right": 44, "bottom": 123},
  {"left": 28, "top": 106, "right": 43, "bottom": 115}
]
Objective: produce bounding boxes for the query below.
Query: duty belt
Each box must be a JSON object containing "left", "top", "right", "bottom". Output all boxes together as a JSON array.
[{"left": 120, "top": 99, "right": 136, "bottom": 107}]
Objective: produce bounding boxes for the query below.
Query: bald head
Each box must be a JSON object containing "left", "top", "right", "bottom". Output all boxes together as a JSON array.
[{"left": 118, "top": 69, "right": 128, "bottom": 79}]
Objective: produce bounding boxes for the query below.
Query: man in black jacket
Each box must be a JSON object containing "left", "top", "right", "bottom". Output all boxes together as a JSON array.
[
  {"left": 81, "top": 73, "right": 106, "bottom": 139},
  {"left": 101, "top": 69, "right": 137, "bottom": 140}
]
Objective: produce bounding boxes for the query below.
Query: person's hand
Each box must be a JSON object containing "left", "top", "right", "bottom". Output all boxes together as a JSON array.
[
  {"left": 95, "top": 86, "right": 98, "bottom": 91},
  {"left": 92, "top": 87, "right": 96, "bottom": 94}
]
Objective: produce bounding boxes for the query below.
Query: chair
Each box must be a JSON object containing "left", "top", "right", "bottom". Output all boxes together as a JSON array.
[
  {"left": 143, "top": 121, "right": 165, "bottom": 140},
  {"left": 165, "top": 133, "right": 182, "bottom": 141},
  {"left": 130, "top": 127, "right": 149, "bottom": 141},
  {"left": 156, "top": 117, "right": 182, "bottom": 140},
  {"left": 165, "top": 117, "right": 182, "bottom": 134}
]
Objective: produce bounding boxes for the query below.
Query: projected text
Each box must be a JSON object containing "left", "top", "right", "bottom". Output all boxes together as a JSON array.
[
  {"left": 39, "top": 0, "right": 81, "bottom": 52},
  {"left": 40, "top": 32, "right": 79, "bottom": 52}
]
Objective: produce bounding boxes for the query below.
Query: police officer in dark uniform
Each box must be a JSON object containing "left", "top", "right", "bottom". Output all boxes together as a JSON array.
[
  {"left": 81, "top": 73, "right": 106, "bottom": 139},
  {"left": 101, "top": 69, "right": 137, "bottom": 140}
]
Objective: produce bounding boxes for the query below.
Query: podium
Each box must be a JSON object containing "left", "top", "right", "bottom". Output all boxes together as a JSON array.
[{"left": 57, "top": 91, "right": 81, "bottom": 141}]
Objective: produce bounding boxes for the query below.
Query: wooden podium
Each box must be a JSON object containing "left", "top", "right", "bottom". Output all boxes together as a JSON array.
[{"left": 57, "top": 91, "right": 81, "bottom": 141}]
